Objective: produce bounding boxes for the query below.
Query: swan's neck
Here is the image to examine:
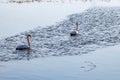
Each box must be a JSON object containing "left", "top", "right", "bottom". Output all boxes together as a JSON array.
[
  {"left": 27, "top": 36, "right": 31, "bottom": 48},
  {"left": 76, "top": 24, "right": 78, "bottom": 32}
]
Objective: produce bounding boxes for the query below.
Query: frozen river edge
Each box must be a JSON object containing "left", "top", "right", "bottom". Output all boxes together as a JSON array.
[{"left": 1, "top": 7, "right": 120, "bottom": 61}]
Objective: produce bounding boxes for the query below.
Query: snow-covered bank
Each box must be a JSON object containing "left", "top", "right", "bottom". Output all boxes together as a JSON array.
[
  {"left": 1, "top": 7, "right": 120, "bottom": 61},
  {"left": 0, "top": 2, "right": 92, "bottom": 39},
  {"left": 1, "top": 0, "right": 120, "bottom": 39},
  {"left": 0, "top": 44, "right": 120, "bottom": 80}
]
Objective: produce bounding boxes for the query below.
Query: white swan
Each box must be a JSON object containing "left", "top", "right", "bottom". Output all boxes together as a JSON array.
[
  {"left": 70, "top": 22, "right": 79, "bottom": 36},
  {"left": 16, "top": 34, "right": 31, "bottom": 50}
]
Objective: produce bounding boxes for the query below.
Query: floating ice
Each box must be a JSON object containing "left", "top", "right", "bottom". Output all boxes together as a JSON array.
[{"left": 1, "top": 7, "right": 120, "bottom": 61}]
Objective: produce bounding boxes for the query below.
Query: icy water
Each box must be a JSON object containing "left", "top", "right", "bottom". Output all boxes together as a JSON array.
[{"left": 0, "top": 45, "right": 120, "bottom": 80}]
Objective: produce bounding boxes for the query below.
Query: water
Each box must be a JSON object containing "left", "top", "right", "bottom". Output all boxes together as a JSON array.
[{"left": 0, "top": 45, "right": 120, "bottom": 80}]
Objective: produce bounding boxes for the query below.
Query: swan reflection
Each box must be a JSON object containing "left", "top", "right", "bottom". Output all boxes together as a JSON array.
[{"left": 16, "top": 49, "right": 32, "bottom": 60}]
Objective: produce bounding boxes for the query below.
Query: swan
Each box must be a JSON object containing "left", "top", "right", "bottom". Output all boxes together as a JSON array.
[
  {"left": 16, "top": 34, "right": 31, "bottom": 50},
  {"left": 70, "top": 22, "right": 79, "bottom": 36}
]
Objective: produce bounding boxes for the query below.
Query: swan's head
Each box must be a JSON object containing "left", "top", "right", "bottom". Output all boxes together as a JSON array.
[
  {"left": 76, "top": 22, "right": 78, "bottom": 26},
  {"left": 27, "top": 34, "right": 31, "bottom": 38}
]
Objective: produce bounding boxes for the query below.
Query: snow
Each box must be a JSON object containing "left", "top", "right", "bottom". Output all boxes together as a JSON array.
[
  {"left": 0, "top": 2, "right": 92, "bottom": 39},
  {"left": 0, "top": 44, "right": 120, "bottom": 80},
  {"left": 1, "top": 0, "right": 120, "bottom": 39}
]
